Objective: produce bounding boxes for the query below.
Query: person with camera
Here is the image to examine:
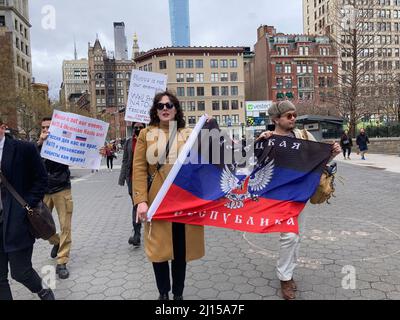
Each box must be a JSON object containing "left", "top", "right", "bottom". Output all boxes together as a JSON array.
[
  {"left": 258, "top": 101, "right": 341, "bottom": 300},
  {"left": 0, "top": 118, "right": 55, "bottom": 300}
]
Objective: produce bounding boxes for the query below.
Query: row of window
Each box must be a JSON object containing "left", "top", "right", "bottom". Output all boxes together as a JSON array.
[
  {"left": 175, "top": 59, "right": 238, "bottom": 69},
  {"left": 94, "top": 73, "right": 131, "bottom": 80},
  {"left": 185, "top": 115, "right": 240, "bottom": 126},
  {"left": 15, "top": 36, "right": 29, "bottom": 56},
  {"left": 342, "top": 0, "right": 400, "bottom": 6},
  {"left": 95, "top": 89, "right": 127, "bottom": 96},
  {"left": 96, "top": 97, "right": 126, "bottom": 105},
  {"left": 176, "top": 72, "right": 238, "bottom": 83},
  {"left": 16, "top": 55, "right": 29, "bottom": 73},
  {"left": 275, "top": 46, "right": 331, "bottom": 56},
  {"left": 275, "top": 63, "right": 334, "bottom": 74},
  {"left": 176, "top": 86, "right": 239, "bottom": 97},
  {"left": 95, "top": 81, "right": 129, "bottom": 88},
  {"left": 182, "top": 100, "right": 240, "bottom": 112}
]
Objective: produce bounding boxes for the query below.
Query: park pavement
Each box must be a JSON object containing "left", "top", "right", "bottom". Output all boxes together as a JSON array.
[{"left": 10, "top": 155, "right": 400, "bottom": 300}]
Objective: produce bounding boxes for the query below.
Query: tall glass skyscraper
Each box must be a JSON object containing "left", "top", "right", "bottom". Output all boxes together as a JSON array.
[{"left": 169, "top": 0, "right": 190, "bottom": 47}]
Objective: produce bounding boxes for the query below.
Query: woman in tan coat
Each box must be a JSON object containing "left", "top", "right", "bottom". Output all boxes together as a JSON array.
[{"left": 133, "top": 91, "right": 205, "bottom": 300}]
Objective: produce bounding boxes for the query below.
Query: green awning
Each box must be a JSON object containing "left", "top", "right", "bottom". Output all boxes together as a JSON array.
[
  {"left": 286, "top": 92, "right": 294, "bottom": 98},
  {"left": 276, "top": 93, "right": 284, "bottom": 99}
]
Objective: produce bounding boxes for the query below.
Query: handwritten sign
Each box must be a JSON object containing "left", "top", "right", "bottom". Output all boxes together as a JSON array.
[
  {"left": 125, "top": 70, "right": 168, "bottom": 124},
  {"left": 40, "top": 110, "right": 109, "bottom": 170}
]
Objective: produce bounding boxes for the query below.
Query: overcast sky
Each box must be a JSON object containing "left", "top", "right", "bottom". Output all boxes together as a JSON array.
[{"left": 29, "top": 0, "right": 303, "bottom": 98}]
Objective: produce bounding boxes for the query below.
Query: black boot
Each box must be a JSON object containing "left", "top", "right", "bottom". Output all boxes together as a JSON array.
[
  {"left": 128, "top": 230, "right": 135, "bottom": 245},
  {"left": 38, "top": 288, "right": 55, "bottom": 300},
  {"left": 56, "top": 264, "right": 70, "bottom": 280},
  {"left": 173, "top": 295, "right": 184, "bottom": 300},
  {"left": 158, "top": 293, "right": 169, "bottom": 300}
]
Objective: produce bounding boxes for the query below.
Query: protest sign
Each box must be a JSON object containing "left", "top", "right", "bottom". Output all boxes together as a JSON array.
[
  {"left": 125, "top": 70, "right": 168, "bottom": 124},
  {"left": 40, "top": 110, "right": 109, "bottom": 169}
]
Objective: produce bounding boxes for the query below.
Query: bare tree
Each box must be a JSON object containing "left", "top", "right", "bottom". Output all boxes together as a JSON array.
[{"left": 327, "top": 0, "right": 391, "bottom": 137}]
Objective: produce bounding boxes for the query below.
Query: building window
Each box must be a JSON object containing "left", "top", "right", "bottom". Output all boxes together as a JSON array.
[
  {"left": 176, "top": 59, "right": 184, "bottom": 68},
  {"left": 298, "top": 76, "right": 314, "bottom": 89},
  {"left": 187, "top": 87, "right": 195, "bottom": 96},
  {"left": 211, "top": 73, "right": 219, "bottom": 82},
  {"left": 159, "top": 60, "right": 167, "bottom": 69},
  {"left": 222, "top": 101, "right": 230, "bottom": 110},
  {"left": 231, "top": 86, "right": 238, "bottom": 96},
  {"left": 195, "top": 59, "right": 203, "bottom": 68},
  {"left": 212, "top": 87, "right": 220, "bottom": 96},
  {"left": 211, "top": 59, "right": 218, "bottom": 68},
  {"left": 0, "top": 16, "right": 5, "bottom": 27},
  {"left": 177, "top": 87, "right": 185, "bottom": 96},
  {"left": 187, "top": 101, "right": 196, "bottom": 111},
  {"left": 275, "top": 63, "right": 283, "bottom": 73},
  {"left": 326, "top": 65, "right": 333, "bottom": 73},
  {"left": 188, "top": 116, "right": 196, "bottom": 126},
  {"left": 117, "top": 81, "right": 123, "bottom": 87},
  {"left": 220, "top": 59, "right": 228, "bottom": 68},
  {"left": 299, "top": 46, "right": 309, "bottom": 56},
  {"left": 196, "top": 73, "right": 204, "bottom": 82},
  {"left": 276, "top": 77, "right": 284, "bottom": 89},
  {"left": 231, "top": 100, "right": 239, "bottom": 110},
  {"left": 197, "top": 101, "right": 205, "bottom": 111},
  {"left": 230, "top": 72, "right": 238, "bottom": 81},
  {"left": 230, "top": 59, "right": 238, "bottom": 68},
  {"left": 222, "top": 115, "right": 231, "bottom": 126},
  {"left": 278, "top": 47, "right": 288, "bottom": 56},
  {"left": 176, "top": 73, "right": 184, "bottom": 82},
  {"left": 319, "top": 76, "right": 326, "bottom": 87},
  {"left": 197, "top": 87, "right": 205, "bottom": 96},
  {"left": 221, "top": 86, "right": 229, "bottom": 96},
  {"left": 284, "top": 64, "right": 292, "bottom": 73},
  {"left": 186, "top": 59, "right": 194, "bottom": 68},
  {"left": 186, "top": 73, "right": 194, "bottom": 82},
  {"left": 212, "top": 101, "right": 220, "bottom": 110},
  {"left": 284, "top": 78, "right": 292, "bottom": 89},
  {"left": 181, "top": 102, "right": 186, "bottom": 111},
  {"left": 221, "top": 73, "right": 228, "bottom": 81}
]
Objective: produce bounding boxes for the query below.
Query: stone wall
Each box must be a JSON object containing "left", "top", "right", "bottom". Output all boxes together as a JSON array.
[{"left": 325, "top": 137, "right": 400, "bottom": 155}]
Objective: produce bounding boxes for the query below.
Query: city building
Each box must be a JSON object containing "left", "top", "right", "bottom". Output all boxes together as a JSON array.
[
  {"left": 134, "top": 46, "right": 247, "bottom": 136},
  {"left": 0, "top": 26, "right": 18, "bottom": 132},
  {"left": 60, "top": 58, "right": 89, "bottom": 110},
  {"left": 245, "top": 25, "right": 338, "bottom": 108},
  {"left": 0, "top": 0, "right": 31, "bottom": 90},
  {"left": 114, "top": 22, "right": 128, "bottom": 60},
  {"left": 303, "top": 0, "right": 400, "bottom": 122},
  {"left": 169, "top": 0, "right": 190, "bottom": 47},
  {"left": 32, "top": 81, "right": 50, "bottom": 108},
  {"left": 88, "top": 36, "right": 136, "bottom": 139}
]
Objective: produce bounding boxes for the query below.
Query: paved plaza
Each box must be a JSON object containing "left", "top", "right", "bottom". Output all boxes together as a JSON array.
[{"left": 11, "top": 155, "right": 400, "bottom": 300}]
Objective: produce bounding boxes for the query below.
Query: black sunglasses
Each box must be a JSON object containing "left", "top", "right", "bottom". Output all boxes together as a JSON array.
[{"left": 156, "top": 102, "right": 175, "bottom": 110}]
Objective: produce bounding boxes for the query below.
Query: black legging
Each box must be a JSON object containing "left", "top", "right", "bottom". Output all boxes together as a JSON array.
[
  {"left": 152, "top": 223, "right": 186, "bottom": 296},
  {"left": 343, "top": 147, "right": 351, "bottom": 158},
  {"left": 106, "top": 156, "right": 114, "bottom": 169}
]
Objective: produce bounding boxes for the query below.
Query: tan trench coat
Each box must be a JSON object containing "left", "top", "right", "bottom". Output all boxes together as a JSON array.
[{"left": 133, "top": 124, "right": 205, "bottom": 263}]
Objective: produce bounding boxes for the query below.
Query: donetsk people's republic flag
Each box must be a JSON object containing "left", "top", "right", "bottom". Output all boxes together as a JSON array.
[{"left": 147, "top": 116, "right": 332, "bottom": 234}]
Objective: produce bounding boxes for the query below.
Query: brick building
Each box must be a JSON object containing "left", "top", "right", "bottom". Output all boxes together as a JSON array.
[{"left": 245, "top": 25, "right": 338, "bottom": 108}]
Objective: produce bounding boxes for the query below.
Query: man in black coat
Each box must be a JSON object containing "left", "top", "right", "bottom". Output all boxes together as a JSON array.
[
  {"left": 118, "top": 122, "right": 145, "bottom": 247},
  {"left": 0, "top": 118, "right": 55, "bottom": 300}
]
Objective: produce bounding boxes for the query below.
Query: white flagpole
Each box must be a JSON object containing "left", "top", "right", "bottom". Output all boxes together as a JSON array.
[{"left": 147, "top": 115, "right": 208, "bottom": 221}]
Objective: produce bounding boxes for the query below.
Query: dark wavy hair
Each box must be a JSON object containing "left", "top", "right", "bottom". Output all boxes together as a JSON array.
[{"left": 149, "top": 91, "right": 186, "bottom": 129}]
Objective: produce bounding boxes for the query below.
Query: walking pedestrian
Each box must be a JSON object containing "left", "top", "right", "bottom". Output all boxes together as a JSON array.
[
  {"left": 119, "top": 122, "right": 145, "bottom": 247},
  {"left": 258, "top": 101, "right": 341, "bottom": 300},
  {"left": 340, "top": 130, "right": 353, "bottom": 160},
  {"left": 356, "top": 128, "right": 370, "bottom": 160},
  {"left": 105, "top": 143, "right": 115, "bottom": 171},
  {"left": 0, "top": 118, "right": 55, "bottom": 300},
  {"left": 134, "top": 91, "right": 205, "bottom": 301}
]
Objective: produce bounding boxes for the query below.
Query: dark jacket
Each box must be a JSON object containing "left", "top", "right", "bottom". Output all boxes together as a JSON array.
[
  {"left": 118, "top": 136, "right": 135, "bottom": 195},
  {"left": 356, "top": 133, "right": 370, "bottom": 151},
  {"left": 1, "top": 137, "right": 48, "bottom": 253},
  {"left": 38, "top": 145, "right": 71, "bottom": 194},
  {"left": 340, "top": 134, "right": 353, "bottom": 148}
]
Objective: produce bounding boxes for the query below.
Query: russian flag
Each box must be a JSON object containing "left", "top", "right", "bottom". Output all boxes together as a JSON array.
[
  {"left": 75, "top": 136, "right": 87, "bottom": 142},
  {"left": 147, "top": 116, "right": 332, "bottom": 234}
]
